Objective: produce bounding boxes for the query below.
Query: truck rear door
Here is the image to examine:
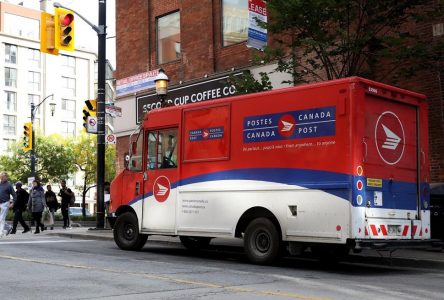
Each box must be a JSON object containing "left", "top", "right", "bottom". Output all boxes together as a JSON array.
[{"left": 363, "top": 93, "right": 419, "bottom": 235}]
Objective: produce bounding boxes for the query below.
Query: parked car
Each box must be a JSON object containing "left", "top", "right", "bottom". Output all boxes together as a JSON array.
[{"left": 430, "top": 183, "right": 444, "bottom": 240}]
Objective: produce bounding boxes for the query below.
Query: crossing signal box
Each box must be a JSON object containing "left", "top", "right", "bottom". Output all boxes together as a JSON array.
[
  {"left": 54, "top": 8, "right": 75, "bottom": 51},
  {"left": 23, "top": 122, "right": 33, "bottom": 152}
]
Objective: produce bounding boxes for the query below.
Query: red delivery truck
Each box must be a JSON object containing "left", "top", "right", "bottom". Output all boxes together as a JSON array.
[{"left": 108, "top": 77, "right": 433, "bottom": 264}]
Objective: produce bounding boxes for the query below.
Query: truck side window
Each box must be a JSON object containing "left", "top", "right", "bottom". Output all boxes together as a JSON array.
[
  {"left": 129, "top": 130, "right": 144, "bottom": 172},
  {"left": 147, "top": 128, "right": 178, "bottom": 170}
]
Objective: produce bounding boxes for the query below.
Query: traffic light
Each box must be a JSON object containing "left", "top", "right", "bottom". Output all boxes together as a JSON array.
[
  {"left": 54, "top": 8, "right": 75, "bottom": 51},
  {"left": 23, "top": 122, "right": 33, "bottom": 152},
  {"left": 40, "top": 12, "right": 59, "bottom": 55},
  {"left": 83, "top": 100, "right": 97, "bottom": 131}
]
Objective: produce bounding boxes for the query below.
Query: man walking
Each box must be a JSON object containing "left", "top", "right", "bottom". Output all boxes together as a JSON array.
[
  {"left": 0, "top": 172, "right": 16, "bottom": 237},
  {"left": 10, "top": 182, "right": 31, "bottom": 234},
  {"left": 58, "top": 180, "right": 74, "bottom": 229}
]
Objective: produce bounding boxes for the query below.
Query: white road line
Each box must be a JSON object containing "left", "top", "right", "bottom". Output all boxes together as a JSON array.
[{"left": 0, "top": 239, "right": 93, "bottom": 245}]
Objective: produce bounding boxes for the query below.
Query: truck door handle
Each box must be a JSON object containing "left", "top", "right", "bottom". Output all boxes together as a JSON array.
[{"left": 135, "top": 182, "right": 140, "bottom": 195}]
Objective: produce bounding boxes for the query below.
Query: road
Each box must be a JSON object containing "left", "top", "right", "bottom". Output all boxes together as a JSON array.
[{"left": 0, "top": 232, "right": 443, "bottom": 300}]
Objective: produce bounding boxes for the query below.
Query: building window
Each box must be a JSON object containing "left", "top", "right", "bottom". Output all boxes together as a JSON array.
[
  {"left": 62, "top": 99, "right": 76, "bottom": 118},
  {"left": 61, "top": 55, "right": 76, "bottom": 75},
  {"left": 2, "top": 138, "right": 15, "bottom": 152},
  {"left": 5, "top": 67, "right": 17, "bottom": 87},
  {"left": 28, "top": 48, "right": 40, "bottom": 69},
  {"left": 157, "top": 11, "right": 181, "bottom": 64},
  {"left": 28, "top": 94, "right": 41, "bottom": 115},
  {"left": 28, "top": 71, "right": 41, "bottom": 91},
  {"left": 60, "top": 121, "right": 76, "bottom": 137},
  {"left": 4, "top": 91, "right": 17, "bottom": 112},
  {"left": 5, "top": 44, "right": 17, "bottom": 64},
  {"left": 3, "top": 13, "right": 40, "bottom": 40},
  {"left": 222, "top": 0, "right": 248, "bottom": 46},
  {"left": 62, "top": 77, "right": 76, "bottom": 97},
  {"left": 3, "top": 115, "right": 16, "bottom": 135}
]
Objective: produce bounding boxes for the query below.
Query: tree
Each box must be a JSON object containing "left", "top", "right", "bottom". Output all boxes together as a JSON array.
[
  {"left": 228, "top": 71, "right": 273, "bottom": 95},
  {"left": 0, "top": 134, "right": 76, "bottom": 184},
  {"left": 70, "top": 133, "right": 116, "bottom": 216},
  {"left": 256, "top": 0, "right": 444, "bottom": 84}
]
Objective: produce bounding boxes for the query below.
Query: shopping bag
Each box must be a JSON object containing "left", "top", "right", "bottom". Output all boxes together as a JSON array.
[{"left": 42, "top": 209, "right": 54, "bottom": 226}]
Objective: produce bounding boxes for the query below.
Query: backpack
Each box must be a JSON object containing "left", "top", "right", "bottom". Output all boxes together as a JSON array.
[{"left": 70, "top": 194, "right": 76, "bottom": 206}]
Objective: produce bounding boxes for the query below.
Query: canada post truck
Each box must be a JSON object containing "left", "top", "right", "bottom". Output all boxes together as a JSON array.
[{"left": 109, "top": 77, "right": 432, "bottom": 264}]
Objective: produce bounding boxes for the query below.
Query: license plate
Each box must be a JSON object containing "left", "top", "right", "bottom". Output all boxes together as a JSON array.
[{"left": 388, "top": 225, "right": 402, "bottom": 236}]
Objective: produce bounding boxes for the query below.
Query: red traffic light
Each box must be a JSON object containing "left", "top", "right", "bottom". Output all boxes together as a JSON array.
[{"left": 61, "top": 13, "right": 74, "bottom": 26}]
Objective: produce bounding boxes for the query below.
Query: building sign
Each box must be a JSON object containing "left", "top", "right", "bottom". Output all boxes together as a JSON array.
[
  {"left": 247, "top": 0, "right": 267, "bottom": 50},
  {"left": 116, "top": 70, "right": 159, "bottom": 97},
  {"left": 136, "top": 74, "right": 239, "bottom": 124}
]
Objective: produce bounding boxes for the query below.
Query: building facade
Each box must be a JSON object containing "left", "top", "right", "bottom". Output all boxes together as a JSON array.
[{"left": 115, "top": 0, "right": 444, "bottom": 184}]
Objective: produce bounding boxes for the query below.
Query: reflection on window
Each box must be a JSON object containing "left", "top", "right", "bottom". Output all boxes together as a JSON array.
[
  {"left": 60, "top": 121, "right": 76, "bottom": 137},
  {"left": 4, "top": 91, "right": 16, "bottom": 112},
  {"left": 62, "top": 99, "right": 76, "bottom": 118},
  {"left": 5, "top": 44, "right": 17, "bottom": 64},
  {"left": 5, "top": 67, "right": 17, "bottom": 87},
  {"left": 61, "top": 55, "right": 76, "bottom": 75},
  {"left": 4, "top": 13, "right": 40, "bottom": 40},
  {"left": 222, "top": 0, "right": 248, "bottom": 46},
  {"left": 62, "top": 76, "right": 76, "bottom": 97},
  {"left": 3, "top": 115, "right": 16, "bottom": 135},
  {"left": 28, "top": 71, "right": 41, "bottom": 91},
  {"left": 28, "top": 94, "right": 40, "bottom": 115},
  {"left": 147, "top": 128, "right": 178, "bottom": 170},
  {"left": 157, "top": 11, "right": 181, "bottom": 64},
  {"left": 28, "top": 48, "right": 40, "bottom": 69}
]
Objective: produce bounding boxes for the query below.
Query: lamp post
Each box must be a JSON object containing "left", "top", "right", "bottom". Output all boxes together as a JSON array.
[
  {"left": 154, "top": 69, "right": 170, "bottom": 106},
  {"left": 30, "top": 94, "right": 56, "bottom": 178}
]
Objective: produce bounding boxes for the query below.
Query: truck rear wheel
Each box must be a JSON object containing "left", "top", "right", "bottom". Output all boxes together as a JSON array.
[
  {"left": 179, "top": 236, "right": 212, "bottom": 250},
  {"left": 244, "top": 218, "right": 280, "bottom": 264},
  {"left": 114, "top": 212, "right": 148, "bottom": 250}
]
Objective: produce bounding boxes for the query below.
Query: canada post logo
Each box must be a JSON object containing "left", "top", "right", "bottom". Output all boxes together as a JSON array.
[
  {"left": 189, "top": 126, "right": 224, "bottom": 142},
  {"left": 243, "top": 106, "right": 336, "bottom": 143}
]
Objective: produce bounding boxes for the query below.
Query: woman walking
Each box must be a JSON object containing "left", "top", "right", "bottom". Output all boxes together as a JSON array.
[{"left": 28, "top": 180, "right": 46, "bottom": 234}]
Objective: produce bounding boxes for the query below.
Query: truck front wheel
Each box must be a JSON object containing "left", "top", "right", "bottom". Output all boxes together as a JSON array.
[
  {"left": 244, "top": 218, "right": 280, "bottom": 264},
  {"left": 114, "top": 212, "right": 148, "bottom": 250}
]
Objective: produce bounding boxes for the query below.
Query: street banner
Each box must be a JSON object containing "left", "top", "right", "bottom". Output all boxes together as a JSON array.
[
  {"left": 116, "top": 70, "right": 159, "bottom": 97},
  {"left": 247, "top": 0, "right": 267, "bottom": 50}
]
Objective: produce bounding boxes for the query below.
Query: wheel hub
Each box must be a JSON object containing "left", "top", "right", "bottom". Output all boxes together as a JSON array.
[{"left": 255, "top": 231, "right": 270, "bottom": 253}]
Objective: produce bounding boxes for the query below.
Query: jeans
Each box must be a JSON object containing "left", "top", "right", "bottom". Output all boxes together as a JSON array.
[
  {"left": 12, "top": 210, "right": 30, "bottom": 232},
  {"left": 62, "top": 207, "right": 70, "bottom": 227},
  {"left": 0, "top": 201, "right": 11, "bottom": 236}
]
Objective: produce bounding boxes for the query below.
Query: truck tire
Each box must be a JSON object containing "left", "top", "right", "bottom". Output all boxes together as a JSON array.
[
  {"left": 244, "top": 218, "right": 280, "bottom": 264},
  {"left": 113, "top": 212, "right": 148, "bottom": 251},
  {"left": 179, "top": 236, "right": 212, "bottom": 250}
]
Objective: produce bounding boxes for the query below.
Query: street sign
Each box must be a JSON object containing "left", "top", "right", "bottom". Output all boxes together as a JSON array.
[
  {"left": 87, "top": 116, "right": 98, "bottom": 134},
  {"left": 105, "top": 105, "right": 122, "bottom": 117},
  {"left": 27, "top": 177, "right": 35, "bottom": 190},
  {"left": 106, "top": 134, "right": 116, "bottom": 144}
]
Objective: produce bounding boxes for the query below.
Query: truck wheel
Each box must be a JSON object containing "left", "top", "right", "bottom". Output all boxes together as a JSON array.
[
  {"left": 244, "top": 218, "right": 280, "bottom": 264},
  {"left": 113, "top": 212, "right": 148, "bottom": 251},
  {"left": 179, "top": 236, "right": 212, "bottom": 250}
]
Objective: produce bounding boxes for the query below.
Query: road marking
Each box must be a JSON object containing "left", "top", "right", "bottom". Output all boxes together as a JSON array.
[
  {"left": 0, "top": 254, "right": 329, "bottom": 300},
  {"left": 0, "top": 240, "right": 93, "bottom": 245}
]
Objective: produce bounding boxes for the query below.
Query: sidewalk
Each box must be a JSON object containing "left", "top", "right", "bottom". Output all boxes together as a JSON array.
[{"left": 5, "top": 226, "right": 444, "bottom": 269}]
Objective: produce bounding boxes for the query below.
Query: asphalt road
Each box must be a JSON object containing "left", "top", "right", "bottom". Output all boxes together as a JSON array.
[{"left": 0, "top": 233, "right": 443, "bottom": 300}]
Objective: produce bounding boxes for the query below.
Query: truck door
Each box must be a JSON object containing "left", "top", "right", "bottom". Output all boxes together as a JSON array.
[
  {"left": 364, "top": 95, "right": 419, "bottom": 221},
  {"left": 142, "top": 128, "right": 178, "bottom": 233}
]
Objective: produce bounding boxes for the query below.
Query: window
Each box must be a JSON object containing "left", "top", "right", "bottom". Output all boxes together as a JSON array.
[
  {"left": 28, "top": 48, "right": 40, "bottom": 69},
  {"left": 1, "top": 139, "right": 15, "bottom": 152},
  {"left": 62, "top": 77, "right": 76, "bottom": 97},
  {"left": 147, "top": 128, "right": 178, "bottom": 170},
  {"left": 28, "top": 71, "right": 41, "bottom": 91},
  {"left": 60, "top": 121, "right": 76, "bottom": 137},
  {"left": 62, "top": 99, "right": 76, "bottom": 118},
  {"left": 3, "top": 115, "right": 16, "bottom": 135},
  {"left": 61, "top": 55, "right": 76, "bottom": 75},
  {"left": 4, "top": 13, "right": 40, "bottom": 40},
  {"left": 157, "top": 11, "right": 181, "bottom": 64},
  {"left": 28, "top": 94, "right": 40, "bottom": 115},
  {"left": 222, "top": 0, "right": 248, "bottom": 46},
  {"left": 4, "top": 91, "right": 16, "bottom": 112},
  {"left": 5, "top": 44, "right": 17, "bottom": 64},
  {"left": 5, "top": 68, "right": 17, "bottom": 87},
  {"left": 128, "top": 130, "right": 144, "bottom": 172}
]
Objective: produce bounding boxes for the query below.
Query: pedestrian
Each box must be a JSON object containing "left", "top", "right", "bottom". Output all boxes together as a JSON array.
[
  {"left": 28, "top": 179, "right": 46, "bottom": 234},
  {"left": 0, "top": 172, "right": 15, "bottom": 237},
  {"left": 58, "top": 180, "right": 74, "bottom": 229},
  {"left": 45, "top": 185, "right": 58, "bottom": 230},
  {"left": 10, "top": 182, "right": 31, "bottom": 234}
]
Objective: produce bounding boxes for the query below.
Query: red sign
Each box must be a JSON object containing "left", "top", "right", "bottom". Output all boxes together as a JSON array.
[
  {"left": 375, "top": 111, "right": 405, "bottom": 165},
  {"left": 153, "top": 176, "right": 171, "bottom": 202}
]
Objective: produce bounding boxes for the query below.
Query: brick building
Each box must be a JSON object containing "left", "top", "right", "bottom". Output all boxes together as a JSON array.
[{"left": 115, "top": 0, "right": 444, "bottom": 184}]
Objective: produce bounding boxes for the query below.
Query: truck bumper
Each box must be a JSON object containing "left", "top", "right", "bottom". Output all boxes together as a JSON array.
[{"left": 352, "top": 239, "right": 443, "bottom": 250}]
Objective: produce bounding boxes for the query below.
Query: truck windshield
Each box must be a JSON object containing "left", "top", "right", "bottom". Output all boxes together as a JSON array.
[{"left": 147, "top": 128, "right": 178, "bottom": 170}]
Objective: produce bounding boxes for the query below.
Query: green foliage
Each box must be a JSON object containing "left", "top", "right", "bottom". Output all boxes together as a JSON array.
[
  {"left": 0, "top": 134, "right": 76, "bottom": 184},
  {"left": 228, "top": 71, "right": 273, "bottom": 95}
]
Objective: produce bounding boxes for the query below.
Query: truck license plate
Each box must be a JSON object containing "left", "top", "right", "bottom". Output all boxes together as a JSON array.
[{"left": 388, "top": 225, "right": 401, "bottom": 236}]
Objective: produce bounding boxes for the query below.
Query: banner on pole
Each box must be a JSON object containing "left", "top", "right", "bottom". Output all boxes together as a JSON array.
[{"left": 247, "top": 0, "right": 267, "bottom": 50}]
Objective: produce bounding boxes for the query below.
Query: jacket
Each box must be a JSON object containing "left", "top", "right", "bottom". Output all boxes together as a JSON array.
[
  {"left": 14, "top": 189, "right": 29, "bottom": 212},
  {"left": 45, "top": 190, "right": 59, "bottom": 210},
  {"left": 28, "top": 187, "right": 46, "bottom": 213}
]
